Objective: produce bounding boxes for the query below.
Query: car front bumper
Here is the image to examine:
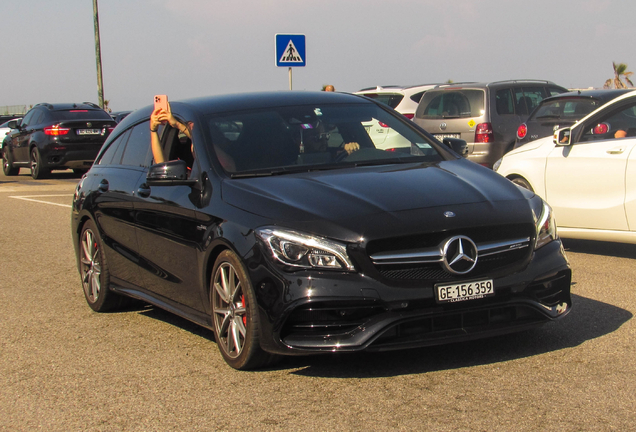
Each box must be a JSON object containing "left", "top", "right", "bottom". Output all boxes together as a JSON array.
[{"left": 250, "top": 239, "right": 571, "bottom": 355}]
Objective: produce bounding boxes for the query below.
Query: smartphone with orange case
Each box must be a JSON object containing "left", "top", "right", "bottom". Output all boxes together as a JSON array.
[{"left": 154, "top": 94, "right": 168, "bottom": 112}]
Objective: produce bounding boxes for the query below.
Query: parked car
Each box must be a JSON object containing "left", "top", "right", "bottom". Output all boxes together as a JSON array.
[
  {"left": 110, "top": 110, "right": 132, "bottom": 123},
  {"left": 413, "top": 80, "right": 568, "bottom": 167},
  {"left": 72, "top": 91, "right": 571, "bottom": 370},
  {"left": 2, "top": 103, "right": 116, "bottom": 178},
  {"left": 515, "top": 89, "right": 632, "bottom": 148},
  {"left": 495, "top": 90, "right": 636, "bottom": 244},
  {"left": 0, "top": 118, "right": 20, "bottom": 158},
  {"left": 354, "top": 85, "right": 439, "bottom": 150}
]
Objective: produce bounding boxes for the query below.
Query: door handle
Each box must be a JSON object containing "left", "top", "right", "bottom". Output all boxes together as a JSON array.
[
  {"left": 98, "top": 179, "right": 109, "bottom": 193},
  {"left": 137, "top": 183, "right": 151, "bottom": 198},
  {"left": 607, "top": 147, "right": 625, "bottom": 154}
]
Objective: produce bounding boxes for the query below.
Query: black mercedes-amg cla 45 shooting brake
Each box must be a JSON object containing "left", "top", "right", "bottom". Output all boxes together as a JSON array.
[{"left": 71, "top": 91, "right": 571, "bottom": 370}]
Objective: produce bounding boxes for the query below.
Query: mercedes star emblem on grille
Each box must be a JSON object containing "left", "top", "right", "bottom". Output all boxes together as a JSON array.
[{"left": 441, "top": 235, "right": 478, "bottom": 275}]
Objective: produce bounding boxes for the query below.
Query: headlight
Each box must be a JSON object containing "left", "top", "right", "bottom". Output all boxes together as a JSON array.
[
  {"left": 534, "top": 200, "right": 558, "bottom": 249},
  {"left": 257, "top": 228, "right": 355, "bottom": 271}
]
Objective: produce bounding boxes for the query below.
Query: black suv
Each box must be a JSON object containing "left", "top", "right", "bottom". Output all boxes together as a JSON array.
[{"left": 3, "top": 103, "right": 116, "bottom": 178}]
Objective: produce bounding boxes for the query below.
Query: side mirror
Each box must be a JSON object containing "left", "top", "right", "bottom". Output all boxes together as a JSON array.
[
  {"left": 443, "top": 137, "right": 469, "bottom": 157},
  {"left": 8, "top": 119, "right": 21, "bottom": 130},
  {"left": 146, "top": 160, "right": 196, "bottom": 186},
  {"left": 554, "top": 127, "right": 571, "bottom": 146}
]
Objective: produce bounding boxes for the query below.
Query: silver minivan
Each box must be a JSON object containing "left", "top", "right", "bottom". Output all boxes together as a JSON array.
[{"left": 413, "top": 80, "right": 567, "bottom": 167}]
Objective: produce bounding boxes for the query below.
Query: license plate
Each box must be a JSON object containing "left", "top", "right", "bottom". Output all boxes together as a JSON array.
[
  {"left": 77, "top": 129, "right": 102, "bottom": 135},
  {"left": 433, "top": 133, "right": 460, "bottom": 141},
  {"left": 435, "top": 279, "right": 494, "bottom": 303}
]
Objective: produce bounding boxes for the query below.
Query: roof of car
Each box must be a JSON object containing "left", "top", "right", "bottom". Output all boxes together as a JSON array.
[
  {"left": 117, "top": 91, "right": 376, "bottom": 131},
  {"left": 33, "top": 102, "right": 104, "bottom": 111},
  {"left": 356, "top": 84, "right": 440, "bottom": 93},
  {"left": 430, "top": 80, "right": 563, "bottom": 90},
  {"left": 540, "top": 88, "right": 633, "bottom": 103}
]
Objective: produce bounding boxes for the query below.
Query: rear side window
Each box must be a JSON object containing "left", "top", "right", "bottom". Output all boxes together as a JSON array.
[
  {"left": 51, "top": 110, "right": 113, "bottom": 121},
  {"left": 97, "top": 129, "right": 131, "bottom": 165},
  {"left": 360, "top": 93, "right": 404, "bottom": 109},
  {"left": 417, "top": 90, "right": 485, "bottom": 119},
  {"left": 495, "top": 89, "right": 514, "bottom": 115}
]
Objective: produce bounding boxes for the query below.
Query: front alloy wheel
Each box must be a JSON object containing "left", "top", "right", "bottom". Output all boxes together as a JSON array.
[{"left": 211, "top": 250, "right": 276, "bottom": 370}]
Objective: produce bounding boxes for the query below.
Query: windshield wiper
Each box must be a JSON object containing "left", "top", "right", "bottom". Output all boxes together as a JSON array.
[{"left": 536, "top": 114, "right": 561, "bottom": 119}]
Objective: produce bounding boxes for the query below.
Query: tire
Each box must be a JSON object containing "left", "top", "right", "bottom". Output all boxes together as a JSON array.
[
  {"left": 30, "top": 148, "right": 49, "bottom": 179},
  {"left": 510, "top": 176, "right": 534, "bottom": 192},
  {"left": 211, "top": 250, "right": 279, "bottom": 370},
  {"left": 2, "top": 151, "right": 19, "bottom": 176},
  {"left": 79, "top": 220, "right": 126, "bottom": 312}
]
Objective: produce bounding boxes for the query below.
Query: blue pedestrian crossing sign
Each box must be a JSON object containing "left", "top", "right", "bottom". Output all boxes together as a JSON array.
[{"left": 275, "top": 34, "right": 306, "bottom": 67}]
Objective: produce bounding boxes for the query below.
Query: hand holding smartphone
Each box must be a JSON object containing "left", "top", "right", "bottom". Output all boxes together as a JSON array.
[{"left": 154, "top": 94, "right": 168, "bottom": 112}]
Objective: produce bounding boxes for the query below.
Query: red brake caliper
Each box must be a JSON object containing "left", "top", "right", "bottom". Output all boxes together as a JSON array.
[{"left": 241, "top": 294, "right": 247, "bottom": 326}]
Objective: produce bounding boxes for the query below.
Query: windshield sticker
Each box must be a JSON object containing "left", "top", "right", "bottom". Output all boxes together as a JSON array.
[{"left": 314, "top": 108, "right": 323, "bottom": 116}]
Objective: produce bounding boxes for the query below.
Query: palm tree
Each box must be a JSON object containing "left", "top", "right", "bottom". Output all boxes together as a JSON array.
[{"left": 604, "top": 62, "right": 634, "bottom": 89}]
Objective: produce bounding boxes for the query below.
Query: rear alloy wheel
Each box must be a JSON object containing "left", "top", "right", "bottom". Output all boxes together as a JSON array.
[
  {"left": 510, "top": 176, "right": 534, "bottom": 192},
  {"left": 2, "top": 151, "right": 19, "bottom": 176},
  {"left": 79, "top": 220, "right": 125, "bottom": 312},
  {"left": 211, "top": 250, "right": 277, "bottom": 370},
  {"left": 30, "top": 148, "right": 49, "bottom": 179}
]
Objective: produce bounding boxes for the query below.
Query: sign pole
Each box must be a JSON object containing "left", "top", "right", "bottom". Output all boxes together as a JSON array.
[{"left": 289, "top": 67, "right": 292, "bottom": 90}]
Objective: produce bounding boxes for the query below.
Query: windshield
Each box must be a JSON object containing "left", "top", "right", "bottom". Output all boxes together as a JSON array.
[
  {"left": 531, "top": 97, "right": 603, "bottom": 121},
  {"left": 205, "top": 103, "right": 446, "bottom": 175}
]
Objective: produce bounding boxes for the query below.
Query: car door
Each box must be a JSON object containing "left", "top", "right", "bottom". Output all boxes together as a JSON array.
[
  {"left": 132, "top": 119, "right": 206, "bottom": 312},
  {"left": 86, "top": 127, "right": 149, "bottom": 288},
  {"left": 545, "top": 101, "right": 636, "bottom": 231}
]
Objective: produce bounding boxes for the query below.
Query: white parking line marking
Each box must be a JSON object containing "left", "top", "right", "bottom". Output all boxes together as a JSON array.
[{"left": 9, "top": 194, "right": 73, "bottom": 208}]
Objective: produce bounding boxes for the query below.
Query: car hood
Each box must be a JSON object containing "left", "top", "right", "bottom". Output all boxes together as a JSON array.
[{"left": 221, "top": 159, "right": 534, "bottom": 241}]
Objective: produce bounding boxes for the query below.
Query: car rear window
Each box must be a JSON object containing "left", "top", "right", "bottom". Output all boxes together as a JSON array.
[
  {"left": 359, "top": 93, "right": 404, "bottom": 109},
  {"left": 51, "top": 110, "right": 112, "bottom": 121},
  {"left": 417, "top": 90, "right": 485, "bottom": 119},
  {"left": 531, "top": 98, "right": 602, "bottom": 121}
]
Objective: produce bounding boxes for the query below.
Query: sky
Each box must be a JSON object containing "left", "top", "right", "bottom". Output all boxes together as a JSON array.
[{"left": 2, "top": 0, "right": 635, "bottom": 112}]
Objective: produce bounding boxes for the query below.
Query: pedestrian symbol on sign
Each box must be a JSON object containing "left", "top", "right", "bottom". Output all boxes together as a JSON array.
[{"left": 279, "top": 40, "right": 304, "bottom": 63}]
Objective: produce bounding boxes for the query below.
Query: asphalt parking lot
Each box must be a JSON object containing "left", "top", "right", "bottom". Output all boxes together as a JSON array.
[{"left": 0, "top": 169, "right": 634, "bottom": 431}]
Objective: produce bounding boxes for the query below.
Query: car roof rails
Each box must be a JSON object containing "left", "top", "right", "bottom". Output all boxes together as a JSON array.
[
  {"left": 432, "top": 82, "right": 478, "bottom": 89},
  {"left": 34, "top": 103, "right": 54, "bottom": 110}
]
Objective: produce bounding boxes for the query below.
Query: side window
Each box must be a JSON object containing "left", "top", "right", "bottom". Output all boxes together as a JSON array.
[
  {"left": 121, "top": 122, "right": 152, "bottom": 167},
  {"left": 30, "top": 111, "right": 45, "bottom": 125},
  {"left": 20, "top": 110, "right": 36, "bottom": 128},
  {"left": 580, "top": 103, "right": 636, "bottom": 142},
  {"left": 97, "top": 129, "right": 131, "bottom": 165},
  {"left": 522, "top": 87, "right": 547, "bottom": 114},
  {"left": 495, "top": 89, "right": 514, "bottom": 115}
]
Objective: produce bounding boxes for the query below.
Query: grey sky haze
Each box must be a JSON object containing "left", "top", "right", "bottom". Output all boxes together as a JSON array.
[{"left": 2, "top": 0, "right": 635, "bottom": 112}]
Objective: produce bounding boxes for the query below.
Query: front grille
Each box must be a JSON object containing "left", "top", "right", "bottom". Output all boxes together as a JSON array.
[{"left": 365, "top": 224, "right": 534, "bottom": 282}]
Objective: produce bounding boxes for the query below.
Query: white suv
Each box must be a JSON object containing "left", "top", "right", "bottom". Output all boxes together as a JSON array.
[
  {"left": 355, "top": 84, "right": 438, "bottom": 150},
  {"left": 355, "top": 84, "right": 438, "bottom": 119}
]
